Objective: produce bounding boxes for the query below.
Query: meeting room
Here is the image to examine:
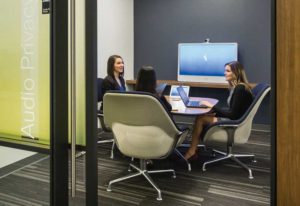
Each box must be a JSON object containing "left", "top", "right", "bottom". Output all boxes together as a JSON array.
[{"left": 2, "top": 0, "right": 299, "bottom": 205}]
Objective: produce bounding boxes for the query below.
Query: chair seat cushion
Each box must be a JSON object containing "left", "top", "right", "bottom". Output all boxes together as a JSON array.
[{"left": 112, "top": 123, "right": 176, "bottom": 159}]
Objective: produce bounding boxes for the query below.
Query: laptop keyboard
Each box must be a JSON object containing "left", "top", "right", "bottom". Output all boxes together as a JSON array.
[{"left": 188, "top": 101, "right": 200, "bottom": 107}]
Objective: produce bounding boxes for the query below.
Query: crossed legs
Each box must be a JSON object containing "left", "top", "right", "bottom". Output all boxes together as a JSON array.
[{"left": 184, "top": 115, "right": 218, "bottom": 160}]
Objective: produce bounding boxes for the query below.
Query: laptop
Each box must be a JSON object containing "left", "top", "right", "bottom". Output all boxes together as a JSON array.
[
  {"left": 177, "top": 86, "right": 208, "bottom": 108},
  {"left": 170, "top": 85, "right": 190, "bottom": 98}
]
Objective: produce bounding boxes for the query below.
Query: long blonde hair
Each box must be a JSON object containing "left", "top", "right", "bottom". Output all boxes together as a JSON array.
[{"left": 225, "top": 61, "right": 252, "bottom": 91}]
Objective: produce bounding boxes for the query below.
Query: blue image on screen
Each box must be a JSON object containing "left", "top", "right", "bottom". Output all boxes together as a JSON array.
[{"left": 179, "top": 43, "right": 237, "bottom": 76}]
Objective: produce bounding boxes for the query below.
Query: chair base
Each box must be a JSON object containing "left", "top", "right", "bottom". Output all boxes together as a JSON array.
[
  {"left": 174, "top": 149, "right": 191, "bottom": 171},
  {"left": 97, "top": 131, "right": 115, "bottom": 159},
  {"left": 174, "top": 144, "right": 206, "bottom": 171},
  {"left": 75, "top": 151, "right": 86, "bottom": 158},
  {"left": 107, "top": 159, "right": 176, "bottom": 201},
  {"left": 202, "top": 149, "right": 255, "bottom": 179}
]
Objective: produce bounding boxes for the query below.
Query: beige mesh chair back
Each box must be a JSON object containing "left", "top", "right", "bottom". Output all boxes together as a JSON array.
[{"left": 103, "top": 91, "right": 189, "bottom": 200}]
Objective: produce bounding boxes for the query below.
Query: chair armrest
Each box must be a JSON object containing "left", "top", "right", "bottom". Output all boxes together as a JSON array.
[
  {"left": 217, "top": 124, "right": 239, "bottom": 128},
  {"left": 215, "top": 124, "right": 238, "bottom": 145},
  {"left": 176, "top": 128, "right": 190, "bottom": 147},
  {"left": 208, "top": 118, "right": 241, "bottom": 129},
  {"left": 201, "top": 121, "right": 239, "bottom": 144}
]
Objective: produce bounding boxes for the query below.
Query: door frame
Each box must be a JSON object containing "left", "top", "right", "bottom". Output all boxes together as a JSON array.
[
  {"left": 50, "top": 0, "right": 69, "bottom": 205},
  {"left": 85, "top": 0, "right": 98, "bottom": 205},
  {"left": 271, "top": 0, "right": 276, "bottom": 205},
  {"left": 50, "top": 0, "right": 98, "bottom": 205}
]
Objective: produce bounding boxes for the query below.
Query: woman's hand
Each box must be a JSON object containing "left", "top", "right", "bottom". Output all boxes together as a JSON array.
[{"left": 201, "top": 100, "right": 214, "bottom": 108}]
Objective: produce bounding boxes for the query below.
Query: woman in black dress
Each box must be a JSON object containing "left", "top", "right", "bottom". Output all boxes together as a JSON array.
[{"left": 184, "top": 61, "right": 254, "bottom": 160}]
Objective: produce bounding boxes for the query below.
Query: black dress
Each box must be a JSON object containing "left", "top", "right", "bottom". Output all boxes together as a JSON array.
[{"left": 212, "top": 84, "right": 253, "bottom": 120}]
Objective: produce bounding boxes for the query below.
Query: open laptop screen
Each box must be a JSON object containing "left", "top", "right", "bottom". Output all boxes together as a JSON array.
[{"left": 169, "top": 85, "right": 190, "bottom": 97}]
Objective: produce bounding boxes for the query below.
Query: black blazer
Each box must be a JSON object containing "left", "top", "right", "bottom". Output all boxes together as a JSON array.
[
  {"left": 101, "top": 75, "right": 126, "bottom": 110},
  {"left": 101, "top": 75, "right": 126, "bottom": 98},
  {"left": 212, "top": 84, "right": 253, "bottom": 120}
]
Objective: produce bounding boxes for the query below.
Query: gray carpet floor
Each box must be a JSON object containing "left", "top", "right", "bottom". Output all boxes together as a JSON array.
[{"left": 0, "top": 125, "right": 270, "bottom": 206}]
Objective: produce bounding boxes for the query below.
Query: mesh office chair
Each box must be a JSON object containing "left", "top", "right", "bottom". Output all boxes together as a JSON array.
[
  {"left": 103, "top": 91, "right": 189, "bottom": 200},
  {"left": 97, "top": 78, "right": 115, "bottom": 159},
  {"left": 201, "top": 83, "right": 270, "bottom": 179}
]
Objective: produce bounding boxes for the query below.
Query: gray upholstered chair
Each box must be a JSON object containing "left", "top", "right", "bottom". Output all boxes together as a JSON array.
[
  {"left": 201, "top": 83, "right": 270, "bottom": 179},
  {"left": 103, "top": 91, "right": 189, "bottom": 201}
]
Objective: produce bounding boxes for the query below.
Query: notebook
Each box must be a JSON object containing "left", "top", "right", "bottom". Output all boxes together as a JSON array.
[{"left": 177, "top": 86, "right": 208, "bottom": 108}]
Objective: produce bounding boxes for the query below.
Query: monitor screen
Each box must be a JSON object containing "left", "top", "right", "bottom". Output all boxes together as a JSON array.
[{"left": 177, "top": 43, "right": 238, "bottom": 83}]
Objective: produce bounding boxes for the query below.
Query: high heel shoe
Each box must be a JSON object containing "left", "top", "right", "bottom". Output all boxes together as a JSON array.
[
  {"left": 184, "top": 151, "right": 199, "bottom": 162},
  {"left": 187, "top": 153, "right": 198, "bottom": 162}
]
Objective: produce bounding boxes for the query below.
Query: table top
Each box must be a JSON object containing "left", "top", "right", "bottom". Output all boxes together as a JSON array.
[
  {"left": 127, "top": 79, "right": 229, "bottom": 88},
  {"left": 165, "top": 96, "right": 219, "bottom": 116},
  {"left": 127, "top": 79, "right": 257, "bottom": 89}
]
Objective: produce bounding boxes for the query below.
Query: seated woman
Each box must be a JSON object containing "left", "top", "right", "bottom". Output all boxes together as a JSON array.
[
  {"left": 184, "top": 61, "right": 254, "bottom": 160},
  {"left": 102, "top": 55, "right": 126, "bottom": 96},
  {"left": 101, "top": 55, "right": 126, "bottom": 109},
  {"left": 135, "top": 66, "right": 172, "bottom": 111}
]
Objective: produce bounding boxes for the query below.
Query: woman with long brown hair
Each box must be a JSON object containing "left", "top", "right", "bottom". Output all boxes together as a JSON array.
[
  {"left": 102, "top": 55, "right": 126, "bottom": 97},
  {"left": 184, "top": 61, "right": 253, "bottom": 160}
]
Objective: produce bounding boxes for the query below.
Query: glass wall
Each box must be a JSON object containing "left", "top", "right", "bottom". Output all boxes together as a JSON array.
[
  {"left": 0, "top": 0, "right": 51, "bottom": 204},
  {"left": 0, "top": 0, "right": 50, "bottom": 147}
]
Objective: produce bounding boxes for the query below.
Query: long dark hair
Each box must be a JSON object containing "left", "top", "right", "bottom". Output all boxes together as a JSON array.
[
  {"left": 225, "top": 61, "right": 252, "bottom": 91},
  {"left": 107, "top": 55, "right": 124, "bottom": 78},
  {"left": 135, "top": 66, "right": 157, "bottom": 94}
]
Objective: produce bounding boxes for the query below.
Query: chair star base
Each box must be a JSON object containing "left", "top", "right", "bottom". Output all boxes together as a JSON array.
[
  {"left": 202, "top": 149, "right": 255, "bottom": 179},
  {"left": 174, "top": 144, "right": 206, "bottom": 171},
  {"left": 106, "top": 159, "right": 176, "bottom": 201},
  {"left": 97, "top": 138, "right": 115, "bottom": 159},
  {"left": 174, "top": 149, "right": 191, "bottom": 171}
]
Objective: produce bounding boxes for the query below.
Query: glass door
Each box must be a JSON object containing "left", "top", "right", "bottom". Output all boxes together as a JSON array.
[
  {"left": 51, "top": 0, "right": 98, "bottom": 204},
  {"left": 0, "top": 0, "right": 104, "bottom": 205}
]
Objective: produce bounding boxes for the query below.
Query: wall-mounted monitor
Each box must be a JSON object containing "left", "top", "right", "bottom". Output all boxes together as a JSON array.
[{"left": 177, "top": 43, "right": 238, "bottom": 83}]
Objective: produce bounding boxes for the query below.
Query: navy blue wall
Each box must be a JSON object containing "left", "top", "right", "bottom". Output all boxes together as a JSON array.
[{"left": 134, "top": 0, "right": 271, "bottom": 124}]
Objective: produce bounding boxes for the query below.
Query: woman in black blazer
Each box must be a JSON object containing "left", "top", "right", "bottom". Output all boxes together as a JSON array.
[
  {"left": 102, "top": 55, "right": 126, "bottom": 97},
  {"left": 184, "top": 61, "right": 254, "bottom": 160},
  {"left": 101, "top": 55, "right": 126, "bottom": 110}
]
